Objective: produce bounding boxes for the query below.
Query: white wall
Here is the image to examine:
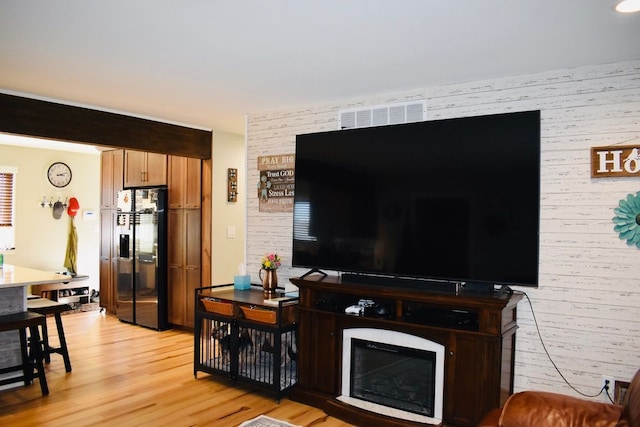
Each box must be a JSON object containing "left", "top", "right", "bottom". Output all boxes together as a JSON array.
[
  {"left": 211, "top": 129, "right": 246, "bottom": 285},
  {"left": 1, "top": 131, "right": 247, "bottom": 293},
  {"left": 0, "top": 144, "right": 100, "bottom": 289},
  {"left": 246, "top": 60, "right": 640, "bottom": 397}
]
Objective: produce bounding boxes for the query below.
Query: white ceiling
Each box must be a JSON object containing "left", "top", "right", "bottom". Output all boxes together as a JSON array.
[{"left": 1, "top": 0, "right": 639, "bottom": 138}]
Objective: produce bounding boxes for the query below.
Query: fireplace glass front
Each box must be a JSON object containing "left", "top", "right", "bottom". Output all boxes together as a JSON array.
[
  {"left": 338, "top": 328, "right": 444, "bottom": 424},
  {"left": 350, "top": 338, "right": 436, "bottom": 417}
]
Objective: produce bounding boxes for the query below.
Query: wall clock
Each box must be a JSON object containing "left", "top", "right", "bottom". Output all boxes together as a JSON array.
[{"left": 47, "top": 162, "right": 72, "bottom": 188}]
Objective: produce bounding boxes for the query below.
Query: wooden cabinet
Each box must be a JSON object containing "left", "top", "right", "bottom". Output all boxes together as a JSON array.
[
  {"left": 100, "top": 150, "right": 123, "bottom": 313},
  {"left": 124, "top": 149, "right": 167, "bottom": 187},
  {"left": 168, "top": 156, "right": 201, "bottom": 208},
  {"left": 194, "top": 285, "right": 298, "bottom": 399},
  {"left": 297, "top": 311, "right": 336, "bottom": 394},
  {"left": 100, "top": 149, "right": 123, "bottom": 209},
  {"left": 100, "top": 150, "right": 201, "bottom": 320},
  {"left": 289, "top": 275, "right": 522, "bottom": 427},
  {"left": 99, "top": 210, "right": 118, "bottom": 313},
  {"left": 167, "top": 154, "right": 202, "bottom": 327},
  {"left": 168, "top": 208, "right": 201, "bottom": 327}
]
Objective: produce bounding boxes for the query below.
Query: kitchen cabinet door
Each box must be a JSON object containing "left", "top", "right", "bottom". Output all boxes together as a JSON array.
[
  {"left": 100, "top": 149, "right": 123, "bottom": 209},
  {"left": 124, "top": 150, "right": 167, "bottom": 187},
  {"left": 168, "top": 156, "right": 201, "bottom": 208},
  {"left": 146, "top": 152, "right": 168, "bottom": 186},
  {"left": 99, "top": 210, "right": 118, "bottom": 313},
  {"left": 184, "top": 208, "right": 201, "bottom": 326},
  {"left": 168, "top": 209, "right": 186, "bottom": 325},
  {"left": 167, "top": 208, "right": 201, "bottom": 327}
]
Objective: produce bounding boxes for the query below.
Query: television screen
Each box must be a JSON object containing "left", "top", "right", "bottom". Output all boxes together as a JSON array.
[{"left": 293, "top": 110, "right": 540, "bottom": 288}]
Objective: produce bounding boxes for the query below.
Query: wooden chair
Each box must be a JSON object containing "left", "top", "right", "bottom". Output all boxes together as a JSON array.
[
  {"left": 27, "top": 298, "right": 73, "bottom": 372},
  {"left": 0, "top": 311, "right": 49, "bottom": 395}
]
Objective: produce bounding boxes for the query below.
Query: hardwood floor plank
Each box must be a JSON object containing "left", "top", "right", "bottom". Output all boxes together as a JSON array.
[{"left": 0, "top": 311, "right": 353, "bottom": 427}]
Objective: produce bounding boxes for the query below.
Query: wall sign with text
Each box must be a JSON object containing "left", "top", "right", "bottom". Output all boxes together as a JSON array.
[
  {"left": 257, "top": 154, "right": 295, "bottom": 213},
  {"left": 591, "top": 144, "right": 640, "bottom": 178}
]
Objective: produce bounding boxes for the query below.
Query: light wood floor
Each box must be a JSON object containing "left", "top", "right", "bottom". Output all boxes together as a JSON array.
[{"left": 0, "top": 310, "right": 354, "bottom": 427}]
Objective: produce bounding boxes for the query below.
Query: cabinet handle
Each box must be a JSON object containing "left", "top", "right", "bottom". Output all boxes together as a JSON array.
[{"left": 449, "top": 351, "right": 454, "bottom": 356}]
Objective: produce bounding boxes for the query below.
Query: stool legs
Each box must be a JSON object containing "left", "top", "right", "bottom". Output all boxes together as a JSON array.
[
  {"left": 28, "top": 301, "right": 73, "bottom": 373},
  {"left": 18, "top": 328, "right": 32, "bottom": 386},
  {"left": 0, "top": 311, "right": 49, "bottom": 396},
  {"left": 53, "top": 312, "right": 71, "bottom": 372},
  {"left": 40, "top": 319, "right": 50, "bottom": 363},
  {"left": 28, "top": 325, "right": 49, "bottom": 396}
]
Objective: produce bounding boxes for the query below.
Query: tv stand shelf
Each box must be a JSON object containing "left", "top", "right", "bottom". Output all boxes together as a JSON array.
[{"left": 289, "top": 274, "right": 523, "bottom": 427}]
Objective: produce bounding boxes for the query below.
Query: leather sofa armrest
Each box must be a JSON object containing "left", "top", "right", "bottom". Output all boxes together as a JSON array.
[
  {"left": 477, "top": 408, "right": 502, "bottom": 426},
  {"left": 617, "top": 369, "right": 640, "bottom": 427},
  {"left": 500, "top": 391, "right": 623, "bottom": 427},
  {"left": 479, "top": 369, "right": 638, "bottom": 427}
]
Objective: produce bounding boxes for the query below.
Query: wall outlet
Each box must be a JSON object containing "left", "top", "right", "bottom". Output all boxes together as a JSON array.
[
  {"left": 614, "top": 380, "right": 631, "bottom": 405},
  {"left": 602, "top": 375, "right": 616, "bottom": 403}
]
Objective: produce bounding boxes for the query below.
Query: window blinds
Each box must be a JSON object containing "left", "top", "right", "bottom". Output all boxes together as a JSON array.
[{"left": 0, "top": 172, "right": 14, "bottom": 227}]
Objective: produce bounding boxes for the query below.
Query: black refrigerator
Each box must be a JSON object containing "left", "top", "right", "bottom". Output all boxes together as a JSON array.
[{"left": 115, "top": 187, "right": 169, "bottom": 330}]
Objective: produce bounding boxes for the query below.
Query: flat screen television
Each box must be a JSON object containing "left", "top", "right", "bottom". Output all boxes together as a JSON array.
[{"left": 292, "top": 110, "right": 540, "bottom": 290}]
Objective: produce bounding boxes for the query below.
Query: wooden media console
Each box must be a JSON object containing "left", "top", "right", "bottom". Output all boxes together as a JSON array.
[{"left": 290, "top": 274, "right": 523, "bottom": 426}]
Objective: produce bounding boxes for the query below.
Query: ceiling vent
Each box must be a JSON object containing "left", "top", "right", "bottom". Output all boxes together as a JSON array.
[{"left": 339, "top": 100, "right": 427, "bottom": 130}]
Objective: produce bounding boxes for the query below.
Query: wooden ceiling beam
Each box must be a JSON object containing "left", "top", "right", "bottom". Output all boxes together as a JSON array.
[{"left": 0, "top": 93, "right": 212, "bottom": 159}]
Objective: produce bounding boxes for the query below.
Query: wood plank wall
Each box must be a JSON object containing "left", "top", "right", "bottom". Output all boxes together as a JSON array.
[{"left": 246, "top": 60, "right": 640, "bottom": 398}]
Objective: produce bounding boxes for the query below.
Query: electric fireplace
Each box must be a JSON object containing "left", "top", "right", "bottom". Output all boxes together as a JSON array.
[{"left": 338, "top": 328, "right": 444, "bottom": 424}]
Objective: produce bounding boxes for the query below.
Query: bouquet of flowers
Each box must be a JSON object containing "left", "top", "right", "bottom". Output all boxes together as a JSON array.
[{"left": 261, "top": 253, "right": 282, "bottom": 270}]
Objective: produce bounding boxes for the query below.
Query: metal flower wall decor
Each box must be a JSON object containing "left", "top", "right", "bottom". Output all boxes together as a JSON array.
[{"left": 613, "top": 192, "right": 640, "bottom": 248}]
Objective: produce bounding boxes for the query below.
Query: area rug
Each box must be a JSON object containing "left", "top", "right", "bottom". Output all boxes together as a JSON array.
[{"left": 239, "top": 415, "right": 300, "bottom": 427}]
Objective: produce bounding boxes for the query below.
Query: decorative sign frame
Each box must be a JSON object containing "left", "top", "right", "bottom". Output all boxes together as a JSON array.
[
  {"left": 257, "top": 154, "right": 295, "bottom": 213},
  {"left": 227, "top": 168, "right": 238, "bottom": 202},
  {"left": 591, "top": 144, "right": 640, "bottom": 178}
]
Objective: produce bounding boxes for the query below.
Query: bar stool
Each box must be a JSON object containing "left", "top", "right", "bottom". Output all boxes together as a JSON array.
[
  {"left": 0, "top": 311, "right": 49, "bottom": 395},
  {"left": 27, "top": 298, "right": 73, "bottom": 373}
]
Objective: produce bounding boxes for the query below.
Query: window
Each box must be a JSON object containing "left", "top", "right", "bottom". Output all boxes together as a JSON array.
[
  {"left": 0, "top": 166, "right": 16, "bottom": 250},
  {"left": 293, "top": 200, "right": 316, "bottom": 242}
]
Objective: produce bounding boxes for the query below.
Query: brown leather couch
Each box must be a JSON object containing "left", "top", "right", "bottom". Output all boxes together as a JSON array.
[{"left": 478, "top": 369, "right": 639, "bottom": 427}]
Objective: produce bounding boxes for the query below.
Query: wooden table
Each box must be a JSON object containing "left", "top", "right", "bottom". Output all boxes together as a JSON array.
[{"left": 0, "top": 264, "right": 70, "bottom": 385}]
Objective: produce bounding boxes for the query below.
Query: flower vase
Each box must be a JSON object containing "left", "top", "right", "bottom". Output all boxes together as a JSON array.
[{"left": 261, "top": 268, "right": 278, "bottom": 295}]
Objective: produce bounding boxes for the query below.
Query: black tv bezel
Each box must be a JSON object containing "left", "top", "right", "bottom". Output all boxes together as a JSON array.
[{"left": 292, "top": 110, "right": 541, "bottom": 290}]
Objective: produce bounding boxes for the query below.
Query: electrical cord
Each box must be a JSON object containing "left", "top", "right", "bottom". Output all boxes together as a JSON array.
[
  {"left": 605, "top": 384, "right": 615, "bottom": 404},
  {"left": 516, "top": 290, "right": 611, "bottom": 400}
]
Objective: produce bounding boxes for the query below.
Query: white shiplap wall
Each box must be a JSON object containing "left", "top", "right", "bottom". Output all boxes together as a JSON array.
[{"left": 246, "top": 60, "right": 640, "bottom": 397}]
